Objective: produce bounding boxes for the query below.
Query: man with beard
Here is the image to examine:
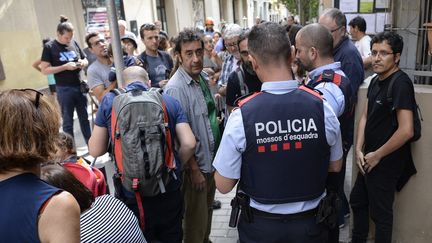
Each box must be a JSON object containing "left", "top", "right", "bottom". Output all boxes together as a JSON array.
[
  {"left": 295, "top": 24, "right": 354, "bottom": 242},
  {"left": 295, "top": 23, "right": 350, "bottom": 118},
  {"left": 226, "top": 31, "right": 262, "bottom": 114},
  {"left": 85, "top": 32, "right": 114, "bottom": 102}
]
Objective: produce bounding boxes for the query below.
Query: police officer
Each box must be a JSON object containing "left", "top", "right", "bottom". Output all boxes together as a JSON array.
[{"left": 213, "top": 22, "right": 343, "bottom": 242}]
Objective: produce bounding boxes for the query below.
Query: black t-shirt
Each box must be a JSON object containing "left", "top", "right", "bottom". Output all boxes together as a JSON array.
[
  {"left": 41, "top": 39, "right": 85, "bottom": 86},
  {"left": 226, "top": 65, "right": 262, "bottom": 107},
  {"left": 364, "top": 70, "right": 415, "bottom": 174}
]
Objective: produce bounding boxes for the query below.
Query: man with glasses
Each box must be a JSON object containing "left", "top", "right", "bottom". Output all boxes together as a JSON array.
[
  {"left": 225, "top": 30, "right": 261, "bottom": 114},
  {"left": 319, "top": 8, "right": 364, "bottom": 240},
  {"left": 319, "top": 8, "right": 364, "bottom": 97},
  {"left": 85, "top": 32, "right": 114, "bottom": 102},
  {"left": 138, "top": 23, "right": 173, "bottom": 88},
  {"left": 350, "top": 31, "right": 416, "bottom": 243},
  {"left": 217, "top": 24, "right": 243, "bottom": 96},
  {"left": 165, "top": 28, "right": 221, "bottom": 243}
]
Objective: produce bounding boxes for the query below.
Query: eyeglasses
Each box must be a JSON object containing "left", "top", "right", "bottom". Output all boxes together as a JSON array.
[
  {"left": 371, "top": 50, "right": 394, "bottom": 58},
  {"left": 240, "top": 50, "right": 249, "bottom": 57},
  {"left": 13, "top": 88, "right": 44, "bottom": 108},
  {"left": 330, "top": 26, "right": 343, "bottom": 33},
  {"left": 225, "top": 43, "right": 238, "bottom": 48}
]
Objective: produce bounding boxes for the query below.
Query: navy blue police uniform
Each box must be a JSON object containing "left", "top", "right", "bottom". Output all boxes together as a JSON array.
[{"left": 213, "top": 80, "right": 343, "bottom": 243}]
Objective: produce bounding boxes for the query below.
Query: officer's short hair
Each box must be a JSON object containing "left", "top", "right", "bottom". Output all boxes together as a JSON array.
[
  {"left": 248, "top": 22, "right": 291, "bottom": 66},
  {"left": 349, "top": 16, "right": 367, "bottom": 33},
  {"left": 297, "top": 23, "right": 333, "bottom": 58}
]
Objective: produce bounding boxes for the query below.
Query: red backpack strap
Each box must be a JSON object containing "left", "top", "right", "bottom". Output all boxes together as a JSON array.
[
  {"left": 162, "top": 100, "right": 175, "bottom": 169},
  {"left": 132, "top": 178, "right": 145, "bottom": 231},
  {"left": 299, "top": 85, "right": 323, "bottom": 100},
  {"left": 111, "top": 106, "right": 124, "bottom": 174}
]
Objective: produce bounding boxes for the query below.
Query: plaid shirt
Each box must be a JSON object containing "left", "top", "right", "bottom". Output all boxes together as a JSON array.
[{"left": 217, "top": 54, "right": 239, "bottom": 86}]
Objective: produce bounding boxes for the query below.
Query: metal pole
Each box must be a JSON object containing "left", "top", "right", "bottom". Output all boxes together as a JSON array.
[{"left": 106, "top": 0, "right": 125, "bottom": 88}]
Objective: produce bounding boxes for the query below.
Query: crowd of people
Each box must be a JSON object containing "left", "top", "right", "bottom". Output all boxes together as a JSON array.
[{"left": 0, "top": 7, "right": 419, "bottom": 243}]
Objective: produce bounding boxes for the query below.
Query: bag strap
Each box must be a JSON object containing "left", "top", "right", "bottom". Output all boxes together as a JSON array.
[
  {"left": 110, "top": 88, "right": 126, "bottom": 96},
  {"left": 162, "top": 100, "right": 175, "bottom": 169},
  {"left": 236, "top": 67, "right": 248, "bottom": 96},
  {"left": 386, "top": 71, "right": 403, "bottom": 104},
  {"left": 132, "top": 178, "right": 146, "bottom": 231}
]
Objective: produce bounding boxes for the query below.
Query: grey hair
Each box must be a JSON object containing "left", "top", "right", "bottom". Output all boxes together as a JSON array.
[
  {"left": 224, "top": 24, "right": 243, "bottom": 39},
  {"left": 322, "top": 8, "right": 347, "bottom": 29}
]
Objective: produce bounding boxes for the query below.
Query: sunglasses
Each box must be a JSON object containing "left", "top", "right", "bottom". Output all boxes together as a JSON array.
[
  {"left": 12, "top": 88, "right": 44, "bottom": 108},
  {"left": 140, "top": 23, "right": 156, "bottom": 31}
]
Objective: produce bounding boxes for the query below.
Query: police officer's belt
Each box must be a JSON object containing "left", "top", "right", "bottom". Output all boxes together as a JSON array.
[{"left": 250, "top": 207, "right": 318, "bottom": 220}]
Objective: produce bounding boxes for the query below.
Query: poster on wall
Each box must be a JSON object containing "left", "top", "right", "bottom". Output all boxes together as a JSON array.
[
  {"left": 359, "top": 0, "right": 374, "bottom": 13},
  {"left": 376, "top": 0, "right": 390, "bottom": 9},
  {"left": 340, "top": 0, "right": 358, "bottom": 13},
  {"left": 86, "top": 7, "right": 109, "bottom": 37}
]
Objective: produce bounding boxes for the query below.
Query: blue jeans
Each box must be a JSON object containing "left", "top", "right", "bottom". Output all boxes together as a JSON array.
[{"left": 56, "top": 85, "right": 91, "bottom": 144}]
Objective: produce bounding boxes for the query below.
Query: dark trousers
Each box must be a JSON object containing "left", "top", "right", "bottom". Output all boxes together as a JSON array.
[
  {"left": 56, "top": 85, "right": 91, "bottom": 144},
  {"left": 350, "top": 172, "right": 398, "bottom": 243},
  {"left": 238, "top": 211, "right": 328, "bottom": 243},
  {"left": 327, "top": 146, "right": 351, "bottom": 243},
  {"left": 124, "top": 189, "right": 184, "bottom": 243}
]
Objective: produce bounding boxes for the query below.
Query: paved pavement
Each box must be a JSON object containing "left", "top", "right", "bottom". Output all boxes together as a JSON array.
[{"left": 73, "top": 98, "right": 354, "bottom": 243}]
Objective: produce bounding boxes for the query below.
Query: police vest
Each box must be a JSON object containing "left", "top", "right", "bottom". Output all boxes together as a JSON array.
[
  {"left": 310, "top": 69, "right": 354, "bottom": 147},
  {"left": 239, "top": 86, "right": 330, "bottom": 204}
]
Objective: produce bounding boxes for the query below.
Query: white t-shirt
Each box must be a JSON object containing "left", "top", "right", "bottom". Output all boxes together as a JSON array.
[{"left": 354, "top": 35, "right": 372, "bottom": 58}]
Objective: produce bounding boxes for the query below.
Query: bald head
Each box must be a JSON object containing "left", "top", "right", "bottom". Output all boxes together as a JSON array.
[
  {"left": 296, "top": 23, "right": 333, "bottom": 58},
  {"left": 122, "top": 66, "right": 150, "bottom": 87}
]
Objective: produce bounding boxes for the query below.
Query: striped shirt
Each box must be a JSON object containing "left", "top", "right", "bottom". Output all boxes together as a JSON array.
[{"left": 81, "top": 195, "right": 146, "bottom": 243}]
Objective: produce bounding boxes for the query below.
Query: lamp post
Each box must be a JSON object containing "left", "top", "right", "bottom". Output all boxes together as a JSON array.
[{"left": 243, "top": 16, "right": 248, "bottom": 29}]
